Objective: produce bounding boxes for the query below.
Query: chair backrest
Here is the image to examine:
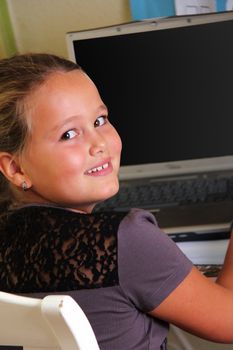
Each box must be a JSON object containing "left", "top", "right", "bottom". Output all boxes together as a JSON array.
[{"left": 0, "top": 291, "right": 100, "bottom": 350}]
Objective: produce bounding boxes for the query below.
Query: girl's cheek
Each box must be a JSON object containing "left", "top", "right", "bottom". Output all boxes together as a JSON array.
[{"left": 112, "top": 129, "right": 122, "bottom": 151}]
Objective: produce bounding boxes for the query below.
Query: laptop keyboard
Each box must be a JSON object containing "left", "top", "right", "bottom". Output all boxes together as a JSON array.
[{"left": 95, "top": 173, "right": 233, "bottom": 212}]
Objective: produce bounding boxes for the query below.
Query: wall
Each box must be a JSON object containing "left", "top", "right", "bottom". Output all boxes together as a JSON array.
[
  {"left": 6, "top": 0, "right": 131, "bottom": 58},
  {"left": 0, "top": 0, "right": 16, "bottom": 58}
]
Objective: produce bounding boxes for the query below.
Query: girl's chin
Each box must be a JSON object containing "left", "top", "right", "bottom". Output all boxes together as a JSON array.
[
  {"left": 104, "top": 185, "right": 119, "bottom": 199},
  {"left": 94, "top": 191, "right": 119, "bottom": 207}
]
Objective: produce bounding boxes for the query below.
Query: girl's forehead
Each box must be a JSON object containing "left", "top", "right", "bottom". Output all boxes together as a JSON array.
[
  {"left": 23, "top": 70, "right": 102, "bottom": 134},
  {"left": 25, "top": 70, "right": 90, "bottom": 109},
  {"left": 31, "top": 70, "right": 95, "bottom": 101}
]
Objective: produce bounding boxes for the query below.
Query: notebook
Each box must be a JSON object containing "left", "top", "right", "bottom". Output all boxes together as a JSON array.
[{"left": 66, "top": 11, "right": 233, "bottom": 238}]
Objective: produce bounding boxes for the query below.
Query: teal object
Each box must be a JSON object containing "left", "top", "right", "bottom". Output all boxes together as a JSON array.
[
  {"left": 129, "top": 0, "right": 175, "bottom": 20},
  {"left": 130, "top": 0, "right": 229, "bottom": 20},
  {"left": 216, "top": 0, "right": 227, "bottom": 11}
]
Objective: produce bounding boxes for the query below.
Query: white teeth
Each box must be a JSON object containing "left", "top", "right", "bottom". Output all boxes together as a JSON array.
[{"left": 87, "top": 163, "right": 109, "bottom": 174}]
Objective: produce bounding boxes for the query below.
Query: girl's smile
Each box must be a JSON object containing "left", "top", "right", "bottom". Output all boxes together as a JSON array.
[{"left": 85, "top": 159, "right": 112, "bottom": 176}]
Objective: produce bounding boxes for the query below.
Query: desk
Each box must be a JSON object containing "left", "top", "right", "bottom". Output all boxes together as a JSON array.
[{"left": 176, "top": 238, "right": 229, "bottom": 266}]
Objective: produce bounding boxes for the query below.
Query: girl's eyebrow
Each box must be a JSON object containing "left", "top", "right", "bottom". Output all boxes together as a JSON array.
[
  {"left": 47, "top": 115, "right": 81, "bottom": 136},
  {"left": 98, "top": 103, "right": 108, "bottom": 114},
  {"left": 46, "top": 104, "right": 108, "bottom": 137}
]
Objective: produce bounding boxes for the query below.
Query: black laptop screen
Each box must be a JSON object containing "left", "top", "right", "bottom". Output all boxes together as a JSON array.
[{"left": 70, "top": 14, "right": 233, "bottom": 166}]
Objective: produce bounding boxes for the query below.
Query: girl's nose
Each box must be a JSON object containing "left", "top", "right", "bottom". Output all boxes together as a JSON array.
[{"left": 89, "top": 132, "right": 106, "bottom": 156}]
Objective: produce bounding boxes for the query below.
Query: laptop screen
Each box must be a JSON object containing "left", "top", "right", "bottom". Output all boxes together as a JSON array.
[{"left": 66, "top": 12, "right": 233, "bottom": 179}]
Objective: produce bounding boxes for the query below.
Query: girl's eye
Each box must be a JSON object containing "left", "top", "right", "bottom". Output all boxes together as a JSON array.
[
  {"left": 94, "top": 116, "right": 107, "bottom": 127},
  {"left": 60, "top": 129, "right": 78, "bottom": 141}
]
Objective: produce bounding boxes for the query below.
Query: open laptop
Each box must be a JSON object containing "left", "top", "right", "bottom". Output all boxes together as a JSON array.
[{"left": 66, "top": 11, "right": 233, "bottom": 240}]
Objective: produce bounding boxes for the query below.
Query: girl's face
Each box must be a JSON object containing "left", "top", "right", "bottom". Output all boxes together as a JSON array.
[{"left": 20, "top": 70, "right": 122, "bottom": 213}]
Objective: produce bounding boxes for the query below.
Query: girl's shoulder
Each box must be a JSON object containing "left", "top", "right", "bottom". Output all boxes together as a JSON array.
[
  {"left": 0, "top": 205, "right": 158, "bottom": 245},
  {"left": 0, "top": 205, "right": 130, "bottom": 293},
  {"left": 2, "top": 204, "right": 129, "bottom": 236}
]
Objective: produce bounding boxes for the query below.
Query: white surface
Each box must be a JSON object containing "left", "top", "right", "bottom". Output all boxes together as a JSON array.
[
  {"left": 175, "top": 0, "right": 216, "bottom": 15},
  {"left": 226, "top": 0, "right": 233, "bottom": 10},
  {"left": 0, "top": 293, "right": 100, "bottom": 350},
  {"left": 177, "top": 239, "right": 229, "bottom": 264}
]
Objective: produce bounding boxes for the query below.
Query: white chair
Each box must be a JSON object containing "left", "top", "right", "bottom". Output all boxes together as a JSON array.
[{"left": 0, "top": 291, "right": 100, "bottom": 350}]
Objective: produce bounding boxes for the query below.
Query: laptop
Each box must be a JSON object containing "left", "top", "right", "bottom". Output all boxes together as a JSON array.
[{"left": 66, "top": 11, "right": 233, "bottom": 240}]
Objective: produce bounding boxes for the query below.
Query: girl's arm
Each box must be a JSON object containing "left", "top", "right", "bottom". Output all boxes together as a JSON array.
[
  {"left": 149, "top": 265, "right": 233, "bottom": 343},
  {"left": 149, "top": 229, "right": 233, "bottom": 343},
  {"left": 216, "top": 230, "right": 233, "bottom": 290}
]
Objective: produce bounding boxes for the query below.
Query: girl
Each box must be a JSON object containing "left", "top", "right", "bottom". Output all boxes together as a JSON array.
[{"left": 0, "top": 53, "right": 232, "bottom": 350}]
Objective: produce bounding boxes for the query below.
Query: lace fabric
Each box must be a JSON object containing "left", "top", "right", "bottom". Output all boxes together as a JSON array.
[
  {"left": 0, "top": 206, "right": 126, "bottom": 293},
  {"left": 160, "top": 338, "right": 167, "bottom": 350}
]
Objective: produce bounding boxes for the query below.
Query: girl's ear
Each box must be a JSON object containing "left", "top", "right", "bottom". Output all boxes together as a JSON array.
[{"left": 0, "top": 152, "right": 32, "bottom": 189}]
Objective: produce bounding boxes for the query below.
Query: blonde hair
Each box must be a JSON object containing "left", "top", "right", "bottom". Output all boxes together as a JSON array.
[{"left": 0, "top": 53, "right": 81, "bottom": 208}]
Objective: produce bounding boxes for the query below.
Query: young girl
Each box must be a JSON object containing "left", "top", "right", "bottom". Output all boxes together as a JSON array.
[{"left": 0, "top": 53, "right": 233, "bottom": 350}]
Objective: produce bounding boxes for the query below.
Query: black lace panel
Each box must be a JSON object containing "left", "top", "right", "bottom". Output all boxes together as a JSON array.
[
  {"left": 160, "top": 338, "right": 167, "bottom": 350},
  {"left": 0, "top": 206, "right": 127, "bottom": 293}
]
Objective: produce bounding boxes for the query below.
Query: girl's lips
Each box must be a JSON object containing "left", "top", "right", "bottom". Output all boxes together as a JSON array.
[{"left": 85, "top": 161, "right": 113, "bottom": 176}]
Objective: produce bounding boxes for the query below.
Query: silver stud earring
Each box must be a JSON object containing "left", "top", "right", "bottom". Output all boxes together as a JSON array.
[{"left": 21, "top": 181, "right": 28, "bottom": 191}]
